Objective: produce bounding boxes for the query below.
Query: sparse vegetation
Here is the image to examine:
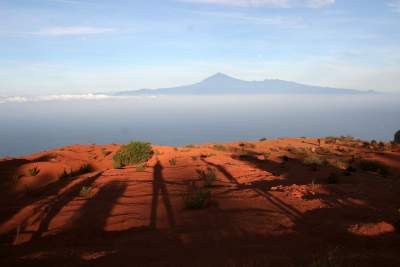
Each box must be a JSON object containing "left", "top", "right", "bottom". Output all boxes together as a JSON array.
[
  {"left": 112, "top": 141, "right": 153, "bottom": 168},
  {"left": 303, "top": 156, "right": 323, "bottom": 170},
  {"left": 197, "top": 167, "right": 217, "bottom": 187},
  {"left": 79, "top": 186, "right": 92, "bottom": 198},
  {"left": 183, "top": 183, "right": 211, "bottom": 209},
  {"left": 359, "top": 160, "right": 389, "bottom": 177},
  {"left": 287, "top": 145, "right": 306, "bottom": 155},
  {"left": 259, "top": 137, "right": 267, "bottom": 142},
  {"left": 113, "top": 160, "right": 124, "bottom": 169},
  {"left": 239, "top": 142, "right": 256, "bottom": 149},
  {"left": 169, "top": 158, "right": 177, "bottom": 166},
  {"left": 325, "top": 136, "right": 338, "bottom": 144},
  {"left": 191, "top": 155, "right": 198, "bottom": 161},
  {"left": 28, "top": 167, "right": 40, "bottom": 176},
  {"left": 213, "top": 144, "right": 227, "bottom": 151},
  {"left": 59, "top": 164, "right": 93, "bottom": 179},
  {"left": 101, "top": 148, "right": 111, "bottom": 156},
  {"left": 185, "top": 144, "right": 196, "bottom": 148},
  {"left": 263, "top": 152, "right": 271, "bottom": 160}
]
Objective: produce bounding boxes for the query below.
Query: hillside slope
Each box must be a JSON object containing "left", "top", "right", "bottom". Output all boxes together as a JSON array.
[{"left": 0, "top": 137, "right": 399, "bottom": 266}]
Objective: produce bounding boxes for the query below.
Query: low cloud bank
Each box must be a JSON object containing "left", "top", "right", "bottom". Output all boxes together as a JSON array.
[{"left": 0, "top": 94, "right": 135, "bottom": 104}]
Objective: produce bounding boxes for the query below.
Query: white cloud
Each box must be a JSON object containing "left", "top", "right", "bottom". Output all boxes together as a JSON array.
[
  {"left": 0, "top": 94, "right": 130, "bottom": 104},
  {"left": 388, "top": 0, "right": 400, "bottom": 13},
  {"left": 178, "top": 0, "right": 335, "bottom": 8},
  {"left": 33, "top": 26, "right": 115, "bottom": 36}
]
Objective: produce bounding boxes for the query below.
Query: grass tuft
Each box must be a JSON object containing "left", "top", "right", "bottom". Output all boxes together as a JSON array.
[
  {"left": 183, "top": 183, "right": 211, "bottom": 210},
  {"left": 197, "top": 167, "right": 217, "bottom": 187},
  {"left": 28, "top": 167, "right": 40, "bottom": 176}
]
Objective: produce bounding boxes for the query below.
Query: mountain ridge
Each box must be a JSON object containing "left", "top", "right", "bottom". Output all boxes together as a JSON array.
[{"left": 114, "top": 73, "right": 376, "bottom": 95}]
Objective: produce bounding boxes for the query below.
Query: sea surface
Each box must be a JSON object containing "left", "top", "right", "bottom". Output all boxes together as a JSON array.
[{"left": 0, "top": 94, "right": 399, "bottom": 157}]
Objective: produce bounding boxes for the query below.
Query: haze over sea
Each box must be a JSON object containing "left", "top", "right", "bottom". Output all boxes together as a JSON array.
[{"left": 1, "top": 94, "right": 399, "bottom": 157}]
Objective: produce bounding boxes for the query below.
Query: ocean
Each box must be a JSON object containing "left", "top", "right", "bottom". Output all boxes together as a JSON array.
[{"left": 0, "top": 94, "right": 399, "bottom": 157}]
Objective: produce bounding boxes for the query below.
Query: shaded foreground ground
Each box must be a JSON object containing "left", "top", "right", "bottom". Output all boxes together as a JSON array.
[{"left": 0, "top": 137, "right": 400, "bottom": 266}]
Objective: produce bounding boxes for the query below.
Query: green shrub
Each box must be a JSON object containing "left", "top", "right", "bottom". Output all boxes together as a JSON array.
[
  {"left": 112, "top": 141, "right": 153, "bottom": 168},
  {"left": 113, "top": 160, "right": 124, "bottom": 169},
  {"left": 169, "top": 158, "right": 177, "bottom": 166},
  {"left": 263, "top": 152, "right": 271, "bottom": 160},
  {"left": 79, "top": 186, "right": 92, "bottom": 197},
  {"left": 197, "top": 168, "right": 217, "bottom": 187},
  {"left": 184, "top": 187, "right": 211, "bottom": 209},
  {"left": 304, "top": 156, "right": 323, "bottom": 165},
  {"left": 28, "top": 167, "right": 40, "bottom": 176},
  {"left": 101, "top": 148, "right": 111, "bottom": 156},
  {"left": 304, "top": 156, "right": 323, "bottom": 170}
]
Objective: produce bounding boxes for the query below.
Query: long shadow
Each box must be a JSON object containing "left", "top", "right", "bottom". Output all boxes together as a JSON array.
[
  {"left": 202, "top": 159, "right": 302, "bottom": 220},
  {"left": 69, "top": 181, "right": 128, "bottom": 235},
  {"left": 150, "top": 161, "right": 176, "bottom": 229},
  {"left": 31, "top": 171, "right": 103, "bottom": 240}
]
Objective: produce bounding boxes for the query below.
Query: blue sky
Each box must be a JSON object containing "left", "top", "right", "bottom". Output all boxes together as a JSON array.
[{"left": 0, "top": 0, "right": 400, "bottom": 95}]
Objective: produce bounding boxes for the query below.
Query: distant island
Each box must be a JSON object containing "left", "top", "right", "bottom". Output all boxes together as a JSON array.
[{"left": 114, "top": 73, "right": 376, "bottom": 95}]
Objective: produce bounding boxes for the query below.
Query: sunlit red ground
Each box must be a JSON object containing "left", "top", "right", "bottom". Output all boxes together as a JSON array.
[{"left": 0, "top": 138, "right": 399, "bottom": 266}]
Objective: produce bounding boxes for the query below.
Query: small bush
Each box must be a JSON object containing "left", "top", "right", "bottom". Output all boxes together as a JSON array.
[
  {"left": 169, "top": 158, "right": 177, "bottom": 166},
  {"left": 359, "top": 160, "right": 389, "bottom": 177},
  {"left": 59, "top": 168, "right": 72, "bottom": 179},
  {"left": 287, "top": 145, "right": 306, "bottom": 155},
  {"left": 197, "top": 168, "right": 217, "bottom": 187},
  {"left": 213, "top": 144, "right": 227, "bottom": 151},
  {"left": 113, "top": 160, "right": 124, "bottom": 169},
  {"left": 304, "top": 156, "right": 323, "bottom": 171},
  {"left": 183, "top": 185, "right": 211, "bottom": 209},
  {"left": 77, "top": 164, "right": 92, "bottom": 175},
  {"left": 185, "top": 144, "right": 196, "bottom": 148},
  {"left": 79, "top": 186, "right": 92, "bottom": 198},
  {"left": 101, "top": 148, "right": 111, "bottom": 157},
  {"left": 239, "top": 142, "right": 256, "bottom": 149},
  {"left": 259, "top": 137, "right": 267, "bottom": 142},
  {"left": 263, "top": 152, "right": 271, "bottom": 160},
  {"left": 325, "top": 136, "right": 338, "bottom": 144},
  {"left": 112, "top": 141, "right": 153, "bottom": 168},
  {"left": 28, "top": 167, "right": 40, "bottom": 176},
  {"left": 191, "top": 155, "right": 198, "bottom": 161}
]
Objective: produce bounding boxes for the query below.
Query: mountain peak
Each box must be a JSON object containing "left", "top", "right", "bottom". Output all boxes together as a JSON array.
[{"left": 202, "top": 73, "right": 236, "bottom": 83}]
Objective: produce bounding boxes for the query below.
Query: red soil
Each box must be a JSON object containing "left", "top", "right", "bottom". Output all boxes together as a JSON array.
[{"left": 0, "top": 138, "right": 399, "bottom": 266}]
